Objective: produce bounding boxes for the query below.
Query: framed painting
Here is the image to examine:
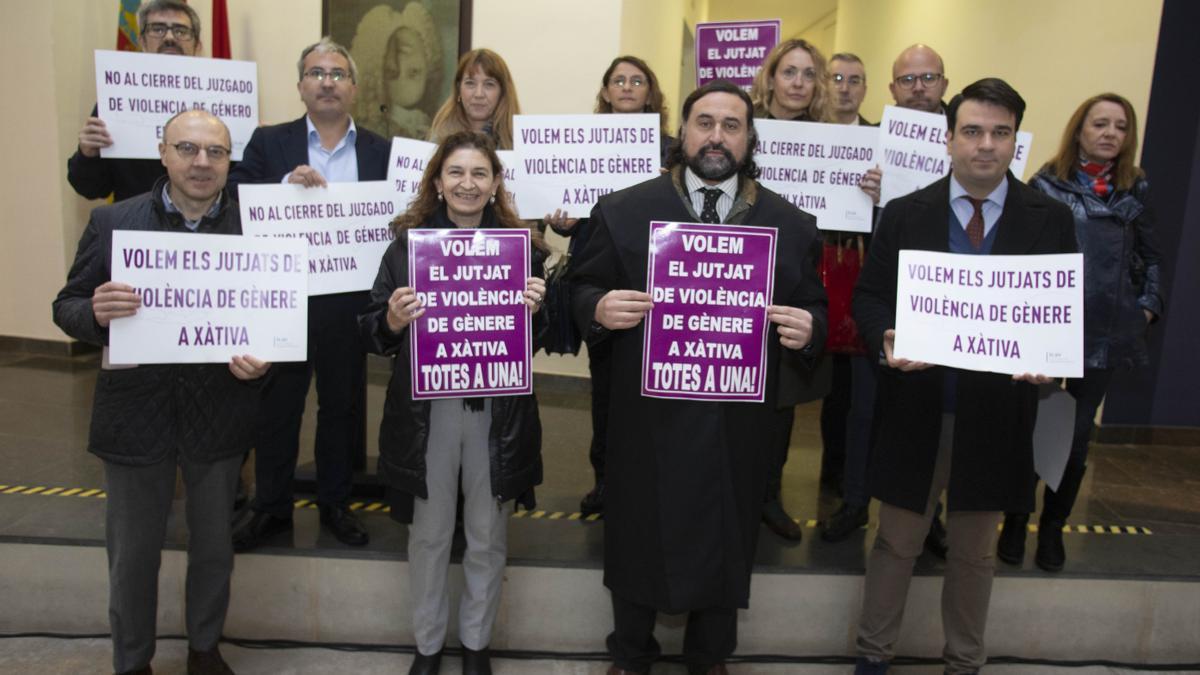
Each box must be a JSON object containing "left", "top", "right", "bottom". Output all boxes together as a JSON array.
[{"left": 323, "top": 0, "right": 472, "bottom": 139}]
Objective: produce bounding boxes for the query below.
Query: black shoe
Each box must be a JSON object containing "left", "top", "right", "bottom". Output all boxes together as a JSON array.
[
  {"left": 320, "top": 503, "right": 369, "bottom": 546},
  {"left": 187, "top": 647, "right": 234, "bottom": 675},
  {"left": 408, "top": 649, "right": 442, "bottom": 675},
  {"left": 462, "top": 645, "right": 492, "bottom": 675},
  {"left": 1036, "top": 519, "right": 1066, "bottom": 572},
  {"left": 854, "top": 656, "right": 889, "bottom": 674},
  {"left": 116, "top": 667, "right": 153, "bottom": 675},
  {"left": 762, "top": 499, "right": 803, "bottom": 541},
  {"left": 232, "top": 510, "right": 293, "bottom": 553},
  {"left": 997, "top": 513, "right": 1030, "bottom": 565},
  {"left": 580, "top": 482, "right": 605, "bottom": 516},
  {"left": 820, "top": 502, "right": 869, "bottom": 542},
  {"left": 924, "top": 514, "right": 948, "bottom": 560}
]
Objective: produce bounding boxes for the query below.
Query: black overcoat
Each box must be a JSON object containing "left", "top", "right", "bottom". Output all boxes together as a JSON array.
[
  {"left": 570, "top": 169, "right": 827, "bottom": 611},
  {"left": 853, "top": 174, "right": 1078, "bottom": 515}
]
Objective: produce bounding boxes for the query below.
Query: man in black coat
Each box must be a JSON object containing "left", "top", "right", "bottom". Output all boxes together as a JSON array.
[
  {"left": 54, "top": 110, "right": 270, "bottom": 675},
  {"left": 851, "top": 79, "right": 1078, "bottom": 675},
  {"left": 571, "top": 80, "right": 827, "bottom": 675},
  {"left": 228, "top": 38, "right": 390, "bottom": 551},
  {"left": 67, "top": 0, "right": 204, "bottom": 202}
]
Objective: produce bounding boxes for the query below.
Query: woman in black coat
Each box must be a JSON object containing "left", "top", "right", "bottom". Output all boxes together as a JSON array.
[
  {"left": 998, "top": 93, "right": 1165, "bottom": 572},
  {"left": 359, "top": 131, "right": 546, "bottom": 675}
]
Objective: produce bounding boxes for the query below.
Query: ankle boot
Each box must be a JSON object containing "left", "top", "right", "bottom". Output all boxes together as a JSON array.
[
  {"left": 1036, "top": 462, "right": 1087, "bottom": 572},
  {"left": 997, "top": 512, "right": 1030, "bottom": 565}
]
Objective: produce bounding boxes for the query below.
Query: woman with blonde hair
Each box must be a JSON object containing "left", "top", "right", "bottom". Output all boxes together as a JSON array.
[
  {"left": 997, "top": 93, "right": 1165, "bottom": 573},
  {"left": 360, "top": 131, "right": 546, "bottom": 675},
  {"left": 750, "top": 38, "right": 832, "bottom": 122},
  {"left": 428, "top": 48, "right": 520, "bottom": 149}
]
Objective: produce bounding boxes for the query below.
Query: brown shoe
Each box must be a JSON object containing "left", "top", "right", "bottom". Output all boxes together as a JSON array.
[{"left": 188, "top": 647, "right": 234, "bottom": 675}]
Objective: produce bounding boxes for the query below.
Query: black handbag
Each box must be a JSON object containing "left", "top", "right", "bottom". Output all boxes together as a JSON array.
[{"left": 541, "top": 251, "right": 583, "bottom": 355}]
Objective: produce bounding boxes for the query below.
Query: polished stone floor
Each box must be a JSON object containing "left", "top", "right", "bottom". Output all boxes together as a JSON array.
[{"left": 2, "top": 348, "right": 1200, "bottom": 581}]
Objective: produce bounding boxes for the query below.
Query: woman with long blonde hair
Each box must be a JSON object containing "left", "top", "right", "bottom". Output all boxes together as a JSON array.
[{"left": 750, "top": 38, "right": 832, "bottom": 122}]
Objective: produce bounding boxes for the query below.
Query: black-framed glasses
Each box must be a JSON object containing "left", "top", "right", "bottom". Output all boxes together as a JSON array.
[
  {"left": 169, "top": 142, "right": 231, "bottom": 161},
  {"left": 893, "top": 72, "right": 943, "bottom": 89},
  {"left": 611, "top": 76, "right": 647, "bottom": 88},
  {"left": 304, "top": 68, "right": 351, "bottom": 83},
  {"left": 142, "top": 22, "right": 195, "bottom": 41},
  {"left": 832, "top": 73, "right": 865, "bottom": 87}
]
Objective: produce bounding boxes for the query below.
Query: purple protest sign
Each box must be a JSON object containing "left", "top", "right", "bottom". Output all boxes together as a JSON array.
[
  {"left": 695, "top": 20, "right": 781, "bottom": 90},
  {"left": 408, "top": 228, "right": 532, "bottom": 399},
  {"left": 642, "top": 221, "right": 777, "bottom": 402}
]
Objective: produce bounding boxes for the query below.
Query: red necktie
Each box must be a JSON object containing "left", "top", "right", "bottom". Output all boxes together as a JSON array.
[{"left": 966, "top": 197, "right": 985, "bottom": 250}]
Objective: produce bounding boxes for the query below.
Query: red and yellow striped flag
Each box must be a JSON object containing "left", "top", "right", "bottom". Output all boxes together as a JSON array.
[{"left": 116, "top": 0, "right": 141, "bottom": 51}]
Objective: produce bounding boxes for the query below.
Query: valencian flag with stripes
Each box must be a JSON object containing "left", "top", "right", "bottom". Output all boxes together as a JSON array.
[{"left": 116, "top": 0, "right": 141, "bottom": 51}]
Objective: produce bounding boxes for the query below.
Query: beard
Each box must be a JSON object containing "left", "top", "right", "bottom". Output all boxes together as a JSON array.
[{"left": 685, "top": 142, "right": 745, "bottom": 182}]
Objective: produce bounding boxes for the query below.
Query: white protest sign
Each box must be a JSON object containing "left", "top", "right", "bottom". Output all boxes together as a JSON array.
[
  {"left": 893, "top": 250, "right": 1083, "bottom": 377},
  {"left": 877, "top": 105, "right": 1032, "bottom": 206},
  {"left": 95, "top": 50, "right": 258, "bottom": 160},
  {"left": 755, "top": 119, "right": 877, "bottom": 232},
  {"left": 108, "top": 230, "right": 307, "bottom": 365},
  {"left": 386, "top": 137, "right": 435, "bottom": 208},
  {"left": 496, "top": 149, "right": 522, "bottom": 214},
  {"left": 513, "top": 114, "right": 660, "bottom": 218},
  {"left": 238, "top": 181, "right": 401, "bottom": 295}
]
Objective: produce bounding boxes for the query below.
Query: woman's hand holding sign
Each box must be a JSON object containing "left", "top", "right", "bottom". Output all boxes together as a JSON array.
[{"left": 385, "top": 286, "right": 424, "bottom": 333}]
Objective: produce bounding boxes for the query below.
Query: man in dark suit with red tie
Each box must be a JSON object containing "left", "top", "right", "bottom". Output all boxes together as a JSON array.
[{"left": 851, "top": 79, "right": 1078, "bottom": 674}]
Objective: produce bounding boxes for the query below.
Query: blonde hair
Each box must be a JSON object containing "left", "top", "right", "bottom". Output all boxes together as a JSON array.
[
  {"left": 749, "top": 39, "right": 832, "bottom": 122},
  {"left": 428, "top": 49, "right": 520, "bottom": 149}
]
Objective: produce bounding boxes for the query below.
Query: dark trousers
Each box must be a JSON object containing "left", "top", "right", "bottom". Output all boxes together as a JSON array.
[
  {"left": 1065, "top": 368, "right": 1114, "bottom": 467},
  {"left": 587, "top": 337, "right": 613, "bottom": 482},
  {"left": 842, "top": 355, "right": 878, "bottom": 507},
  {"left": 765, "top": 405, "right": 795, "bottom": 497},
  {"left": 608, "top": 593, "right": 737, "bottom": 673},
  {"left": 252, "top": 292, "right": 367, "bottom": 518},
  {"left": 104, "top": 452, "right": 241, "bottom": 673},
  {"left": 819, "top": 355, "right": 853, "bottom": 486}
]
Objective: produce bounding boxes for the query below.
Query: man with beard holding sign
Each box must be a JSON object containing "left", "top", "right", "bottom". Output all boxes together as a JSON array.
[{"left": 570, "top": 80, "right": 827, "bottom": 675}]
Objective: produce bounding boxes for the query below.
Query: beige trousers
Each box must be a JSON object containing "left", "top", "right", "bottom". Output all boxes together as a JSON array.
[{"left": 856, "top": 414, "right": 1002, "bottom": 674}]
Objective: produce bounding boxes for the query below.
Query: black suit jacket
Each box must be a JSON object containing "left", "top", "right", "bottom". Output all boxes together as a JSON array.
[
  {"left": 227, "top": 115, "right": 390, "bottom": 192},
  {"left": 853, "top": 173, "right": 1078, "bottom": 514}
]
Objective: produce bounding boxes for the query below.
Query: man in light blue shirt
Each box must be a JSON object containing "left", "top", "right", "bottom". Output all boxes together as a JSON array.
[{"left": 229, "top": 38, "right": 391, "bottom": 552}]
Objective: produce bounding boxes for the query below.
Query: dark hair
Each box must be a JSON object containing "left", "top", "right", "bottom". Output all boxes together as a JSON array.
[
  {"left": 138, "top": 0, "right": 202, "bottom": 42},
  {"left": 665, "top": 80, "right": 759, "bottom": 180},
  {"left": 946, "top": 77, "right": 1026, "bottom": 132},
  {"left": 830, "top": 52, "right": 866, "bottom": 83},
  {"left": 390, "top": 131, "right": 544, "bottom": 249},
  {"left": 593, "top": 55, "right": 670, "bottom": 137},
  {"left": 1045, "top": 93, "right": 1142, "bottom": 190}
]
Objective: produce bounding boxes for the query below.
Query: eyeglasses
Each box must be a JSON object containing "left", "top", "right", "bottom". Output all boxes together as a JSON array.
[
  {"left": 169, "top": 142, "right": 231, "bottom": 161},
  {"left": 778, "top": 67, "right": 818, "bottom": 83},
  {"left": 893, "top": 72, "right": 943, "bottom": 89},
  {"left": 831, "top": 73, "right": 865, "bottom": 87},
  {"left": 610, "top": 76, "right": 647, "bottom": 88},
  {"left": 142, "top": 22, "right": 195, "bottom": 41},
  {"left": 304, "top": 68, "right": 351, "bottom": 83}
]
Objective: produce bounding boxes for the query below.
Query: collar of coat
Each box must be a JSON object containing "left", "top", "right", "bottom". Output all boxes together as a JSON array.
[
  {"left": 669, "top": 165, "right": 759, "bottom": 224},
  {"left": 150, "top": 175, "right": 235, "bottom": 231}
]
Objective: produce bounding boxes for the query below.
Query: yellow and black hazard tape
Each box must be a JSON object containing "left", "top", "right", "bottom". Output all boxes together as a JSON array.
[{"left": 0, "top": 484, "right": 1156, "bottom": 534}]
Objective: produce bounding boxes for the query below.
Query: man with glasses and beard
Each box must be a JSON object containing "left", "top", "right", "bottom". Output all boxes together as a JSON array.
[
  {"left": 68, "top": 0, "right": 206, "bottom": 203},
  {"left": 570, "top": 80, "right": 827, "bottom": 675}
]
